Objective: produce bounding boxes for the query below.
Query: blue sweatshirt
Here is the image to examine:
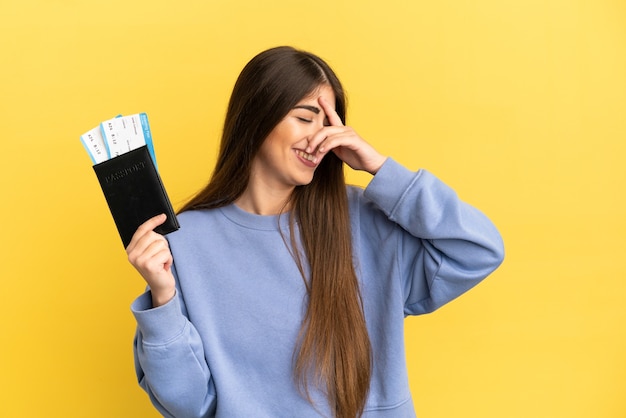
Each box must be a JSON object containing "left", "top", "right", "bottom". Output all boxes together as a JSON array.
[{"left": 131, "top": 159, "right": 504, "bottom": 418}]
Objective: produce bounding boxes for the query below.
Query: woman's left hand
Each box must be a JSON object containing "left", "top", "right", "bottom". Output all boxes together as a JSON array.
[{"left": 307, "top": 97, "right": 387, "bottom": 175}]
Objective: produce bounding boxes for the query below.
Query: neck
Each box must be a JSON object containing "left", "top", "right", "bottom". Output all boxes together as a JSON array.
[{"left": 234, "top": 182, "right": 294, "bottom": 215}]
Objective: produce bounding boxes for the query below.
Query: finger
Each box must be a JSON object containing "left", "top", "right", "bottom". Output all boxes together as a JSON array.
[
  {"left": 317, "top": 128, "right": 359, "bottom": 154},
  {"left": 317, "top": 126, "right": 364, "bottom": 154},
  {"left": 126, "top": 214, "right": 167, "bottom": 251},
  {"left": 306, "top": 125, "right": 347, "bottom": 155},
  {"left": 127, "top": 229, "right": 167, "bottom": 265},
  {"left": 130, "top": 235, "right": 172, "bottom": 272},
  {"left": 318, "top": 96, "right": 343, "bottom": 127},
  {"left": 141, "top": 240, "right": 172, "bottom": 269}
]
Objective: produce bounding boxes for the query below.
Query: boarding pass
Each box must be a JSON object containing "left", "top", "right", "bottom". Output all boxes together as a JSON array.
[{"left": 80, "top": 113, "right": 157, "bottom": 167}]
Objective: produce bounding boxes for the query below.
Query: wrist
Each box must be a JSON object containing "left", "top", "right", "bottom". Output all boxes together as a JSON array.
[
  {"left": 369, "top": 155, "right": 388, "bottom": 175},
  {"left": 151, "top": 286, "right": 176, "bottom": 308}
]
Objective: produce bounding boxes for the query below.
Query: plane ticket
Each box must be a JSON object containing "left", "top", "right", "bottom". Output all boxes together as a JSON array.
[{"left": 80, "top": 113, "right": 157, "bottom": 167}]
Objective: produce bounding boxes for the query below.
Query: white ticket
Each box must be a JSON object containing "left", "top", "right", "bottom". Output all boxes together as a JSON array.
[
  {"left": 80, "top": 125, "right": 109, "bottom": 164},
  {"left": 80, "top": 112, "right": 157, "bottom": 167},
  {"left": 100, "top": 113, "right": 156, "bottom": 164}
]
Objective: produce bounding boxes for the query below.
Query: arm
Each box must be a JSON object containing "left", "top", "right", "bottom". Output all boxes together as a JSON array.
[
  {"left": 132, "top": 284, "right": 217, "bottom": 418},
  {"left": 365, "top": 159, "right": 505, "bottom": 314},
  {"left": 128, "top": 216, "right": 216, "bottom": 417},
  {"left": 310, "top": 98, "right": 504, "bottom": 314}
]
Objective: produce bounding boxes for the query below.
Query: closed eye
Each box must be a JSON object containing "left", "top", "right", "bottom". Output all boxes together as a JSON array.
[{"left": 296, "top": 117, "right": 312, "bottom": 123}]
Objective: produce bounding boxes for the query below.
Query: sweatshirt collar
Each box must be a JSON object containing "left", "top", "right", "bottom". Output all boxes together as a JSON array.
[{"left": 219, "top": 204, "right": 293, "bottom": 231}]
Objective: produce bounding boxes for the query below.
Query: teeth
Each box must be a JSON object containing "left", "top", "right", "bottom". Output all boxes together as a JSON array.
[{"left": 296, "top": 150, "right": 317, "bottom": 163}]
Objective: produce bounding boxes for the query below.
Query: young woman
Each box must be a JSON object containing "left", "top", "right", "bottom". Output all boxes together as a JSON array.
[{"left": 127, "top": 46, "right": 504, "bottom": 418}]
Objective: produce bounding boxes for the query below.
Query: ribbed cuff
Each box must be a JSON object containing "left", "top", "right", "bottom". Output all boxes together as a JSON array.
[
  {"left": 364, "top": 158, "right": 425, "bottom": 217},
  {"left": 131, "top": 290, "right": 187, "bottom": 344}
]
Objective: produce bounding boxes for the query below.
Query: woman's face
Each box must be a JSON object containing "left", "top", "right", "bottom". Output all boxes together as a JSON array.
[{"left": 251, "top": 84, "right": 336, "bottom": 191}]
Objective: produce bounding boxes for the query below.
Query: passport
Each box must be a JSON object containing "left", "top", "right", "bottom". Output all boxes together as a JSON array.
[
  {"left": 81, "top": 113, "right": 179, "bottom": 247},
  {"left": 93, "top": 145, "right": 179, "bottom": 247}
]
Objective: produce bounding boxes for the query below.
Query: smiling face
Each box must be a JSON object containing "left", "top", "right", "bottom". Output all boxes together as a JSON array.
[{"left": 250, "top": 84, "right": 336, "bottom": 193}]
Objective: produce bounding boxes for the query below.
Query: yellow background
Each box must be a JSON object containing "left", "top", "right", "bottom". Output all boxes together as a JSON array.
[{"left": 1, "top": 0, "right": 624, "bottom": 417}]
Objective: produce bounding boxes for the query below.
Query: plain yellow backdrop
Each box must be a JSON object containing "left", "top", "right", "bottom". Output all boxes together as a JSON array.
[{"left": 1, "top": 0, "right": 624, "bottom": 417}]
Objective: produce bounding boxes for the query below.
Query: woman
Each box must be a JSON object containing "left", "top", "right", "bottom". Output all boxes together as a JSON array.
[{"left": 127, "top": 46, "right": 504, "bottom": 418}]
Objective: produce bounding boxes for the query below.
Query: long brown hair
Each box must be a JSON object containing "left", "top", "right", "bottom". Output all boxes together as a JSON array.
[{"left": 179, "top": 46, "right": 372, "bottom": 417}]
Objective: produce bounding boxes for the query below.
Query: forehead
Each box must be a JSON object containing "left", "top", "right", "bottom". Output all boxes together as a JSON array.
[{"left": 298, "top": 84, "right": 336, "bottom": 105}]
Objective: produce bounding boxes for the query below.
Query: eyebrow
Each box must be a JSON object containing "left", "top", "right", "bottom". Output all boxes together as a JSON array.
[{"left": 293, "top": 104, "right": 320, "bottom": 114}]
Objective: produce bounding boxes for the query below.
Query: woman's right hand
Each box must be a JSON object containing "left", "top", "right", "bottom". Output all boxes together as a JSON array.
[{"left": 126, "top": 214, "right": 176, "bottom": 307}]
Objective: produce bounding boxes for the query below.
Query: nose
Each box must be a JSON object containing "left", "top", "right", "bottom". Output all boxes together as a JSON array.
[
  {"left": 303, "top": 118, "right": 325, "bottom": 143},
  {"left": 313, "top": 115, "right": 328, "bottom": 132},
  {"left": 306, "top": 121, "right": 326, "bottom": 147}
]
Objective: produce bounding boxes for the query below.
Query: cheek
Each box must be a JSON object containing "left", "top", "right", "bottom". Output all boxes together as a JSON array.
[{"left": 256, "top": 136, "right": 287, "bottom": 168}]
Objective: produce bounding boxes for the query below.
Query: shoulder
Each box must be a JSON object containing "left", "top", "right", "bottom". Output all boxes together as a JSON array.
[
  {"left": 166, "top": 208, "right": 221, "bottom": 245},
  {"left": 346, "top": 184, "right": 375, "bottom": 217},
  {"left": 346, "top": 184, "right": 393, "bottom": 232},
  {"left": 175, "top": 208, "right": 219, "bottom": 228},
  {"left": 346, "top": 184, "right": 365, "bottom": 204}
]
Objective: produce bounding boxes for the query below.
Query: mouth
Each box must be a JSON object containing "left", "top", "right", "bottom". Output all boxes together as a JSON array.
[{"left": 295, "top": 149, "right": 318, "bottom": 167}]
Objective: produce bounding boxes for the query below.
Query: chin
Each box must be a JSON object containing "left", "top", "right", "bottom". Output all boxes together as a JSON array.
[
  {"left": 294, "top": 174, "right": 315, "bottom": 186},
  {"left": 293, "top": 169, "right": 316, "bottom": 186}
]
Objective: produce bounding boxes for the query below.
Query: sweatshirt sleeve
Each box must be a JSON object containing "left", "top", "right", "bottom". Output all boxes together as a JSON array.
[
  {"left": 131, "top": 266, "right": 217, "bottom": 418},
  {"left": 363, "top": 158, "right": 505, "bottom": 315}
]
